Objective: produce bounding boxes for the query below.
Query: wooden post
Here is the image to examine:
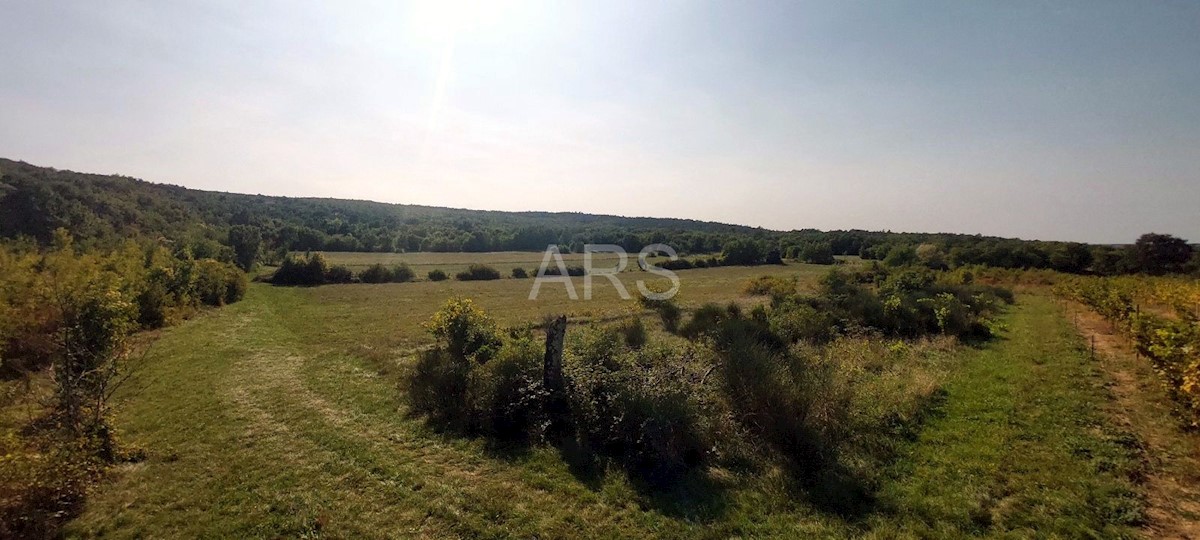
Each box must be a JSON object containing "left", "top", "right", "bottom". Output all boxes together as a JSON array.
[
  {"left": 1090, "top": 335, "right": 1095, "bottom": 360},
  {"left": 543, "top": 315, "right": 568, "bottom": 433}
]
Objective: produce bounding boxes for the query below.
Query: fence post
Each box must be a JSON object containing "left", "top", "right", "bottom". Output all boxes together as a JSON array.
[{"left": 543, "top": 314, "right": 568, "bottom": 433}]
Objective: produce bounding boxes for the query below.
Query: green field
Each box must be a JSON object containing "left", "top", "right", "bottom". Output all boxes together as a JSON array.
[
  {"left": 308, "top": 251, "right": 864, "bottom": 279},
  {"left": 305, "top": 250, "right": 675, "bottom": 279},
  {"left": 56, "top": 258, "right": 1155, "bottom": 538}
]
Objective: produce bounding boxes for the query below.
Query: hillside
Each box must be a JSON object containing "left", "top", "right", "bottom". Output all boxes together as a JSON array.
[
  {"left": 0, "top": 158, "right": 769, "bottom": 253},
  {"left": 1, "top": 158, "right": 1183, "bottom": 276}
]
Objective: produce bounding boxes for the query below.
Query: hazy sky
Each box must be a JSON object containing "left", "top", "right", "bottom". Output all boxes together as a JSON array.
[{"left": 2, "top": 1, "right": 1197, "bottom": 243}]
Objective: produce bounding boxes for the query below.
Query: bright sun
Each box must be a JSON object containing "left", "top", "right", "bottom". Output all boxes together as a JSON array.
[{"left": 408, "top": 0, "right": 529, "bottom": 46}]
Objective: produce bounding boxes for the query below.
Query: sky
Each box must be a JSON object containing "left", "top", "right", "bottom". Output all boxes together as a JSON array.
[{"left": 1, "top": 1, "right": 1197, "bottom": 244}]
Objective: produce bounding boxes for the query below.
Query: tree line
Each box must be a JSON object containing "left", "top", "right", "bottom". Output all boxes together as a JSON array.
[{"left": 2, "top": 158, "right": 1196, "bottom": 278}]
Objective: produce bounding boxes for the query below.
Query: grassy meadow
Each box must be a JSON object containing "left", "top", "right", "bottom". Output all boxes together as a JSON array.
[
  {"left": 307, "top": 250, "right": 659, "bottom": 278},
  {"left": 48, "top": 254, "right": 1160, "bottom": 538}
]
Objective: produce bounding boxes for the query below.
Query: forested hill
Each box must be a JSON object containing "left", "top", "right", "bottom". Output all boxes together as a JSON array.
[
  {"left": 3, "top": 157, "right": 1193, "bottom": 275},
  {"left": 0, "top": 158, "right": 769, "bottom": 252}
]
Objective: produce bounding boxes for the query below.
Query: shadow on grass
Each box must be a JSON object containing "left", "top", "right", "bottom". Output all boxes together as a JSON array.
[
  {"left": 550, "top": 433, "right": 734, "bottom": 522},
  {"left": 403, "top": 400, "right": 948, "bottom": 525}
]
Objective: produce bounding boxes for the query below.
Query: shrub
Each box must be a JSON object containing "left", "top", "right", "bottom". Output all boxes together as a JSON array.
[
  {"left": 427, "top": 269, "right": 448, "bottom": 281},
  {"left": 468, "top": 336, "right": 547, "bottom": 439},
  {"left": 511, "top": 267, "right": 528, "bottom": 279},
  {"left": 407, "top": 304, "right": 545, "bottom": 439},
  {"left": 656, "top": 259, "right": 694, "bottom": 271},
  {"left": 538, "top": 266, "right": 586, "bottom": 277},
  {"left": 564, "top": 331, "right": 719, "bottom": 483},
  {"left": 423, "top": 298, "right": 502, "bottom": 364},
  {"left": 679, "top": 302, "right": 787, "bottom": 353},
  {"left": 883, "top": 245, "right": 918, "bottom": 267},
  {"left": 192, "top": 259, "right": 246, "bottom": 306},
  {"left": 407, "top": 347, "right": 472, "bottom": 427},
  {"left": 135, "top": 274, "right": 171, "bottom": 328},
  {"left": 797, "top": 242, "right": 836, "bottom": 265},
  {"left": 456, "top": 264, "right": 501, "bottom": 281},
  {"left": 717, "top": 337, "right": 839, "bottom": 478},
  {"left": 271, "top": 253, "right": 327, "bottom": 285},
  {"left": 0, "top": 236, "right": 249, "bottom": 535},
  {"left": 743, "top": 275, "right": 796, "bottom": 298},
  {"left": 325, "top": 265, "right": 355, "bottom": 284},
  {"left": 390, "top": 263, "right": 415, "bottom": 283},
  {"left": 358, "top": 263, "right": 393, "bottom": 283},
  {"left": 768, "top": 299, "right": 838, "bottom": 344},
  {"left": 720, "top": 239, "right": 764, "bottom": 266}
]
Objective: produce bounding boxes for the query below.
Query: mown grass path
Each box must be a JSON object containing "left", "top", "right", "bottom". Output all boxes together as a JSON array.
[
  {"left": 867, "top": 294, "right": 1144, "bottom": 538},
  {"left": 66, "top": 288, "right": 1145, "bottom": 538}
]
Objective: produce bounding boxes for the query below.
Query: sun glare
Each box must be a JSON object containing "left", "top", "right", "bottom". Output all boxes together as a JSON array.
[{"left": 408, "top": 0, "right": 530, "bottom": 45}]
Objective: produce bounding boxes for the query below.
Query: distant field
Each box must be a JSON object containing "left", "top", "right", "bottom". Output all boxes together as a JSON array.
[
  {"left": 278, "top": 263, "right": 829, "bottom": 352},
  {"left": 290, "top": 250, "right": 865, "bottom": 283},
  {"left": 305, "top": 250, "right": 692, "bottom": 277}
]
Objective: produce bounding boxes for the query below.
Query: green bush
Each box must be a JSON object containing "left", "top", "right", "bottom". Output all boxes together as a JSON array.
[
  {"left": 423, "top": 298, "right": 502, "bottom": 364},
  {"left": 325, "top": 265, "right": 354, "bottom": 284},
  {"left": 537, "top": 266, "right": 585, "bottom": 277},
  {"left": 718, "top": 338, "right": 839, "bottom": 478},
  {"left": 390, "top": 263, "right": 415, "bottom": 283},
  {"left": 135, "top": 276, "right": 170, "bottom": 328},
  {"left": 511, "top": 267, "right": 528, "bottom": 279},
  {"left": 271, "top": 253, "right": 328, "bottom": 285},
  {"left": 455, "top": 264, "right": 501, "bottom": 281},
  {"left": 767, "top": 299, "right": 837, "bottom": 344},
  {"left": 743, "top": 275, "right": 796, "bottom": 299},
  {"left": 427, "top": 269, "right": 448, "bottom": 281},
  {"left": 468, "top": 336, "right": 547, "bottom": 439},
  {"left": 407, "top": 302, "right": 544, "bottom": 438},
  {"left": 358, "top": 263, "right": 393, "bottom": 283},
  {"left": 192, "top": 260, "right": 246, "bottom": 306},
  {"left": 720, "top": 239, "right": 765, "bottom": 266},
  {"left": 407, "top": 347, "right": 472, "bottom": 427},
  {"left": 564, "top": 331, "right": 719, "bottom": 483}
]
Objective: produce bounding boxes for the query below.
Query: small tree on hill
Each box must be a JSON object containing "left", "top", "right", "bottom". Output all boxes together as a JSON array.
[
  {"left": 228, "top": 225, "right": 261, "bottom": 272},
  {"left": 720, "top": 239, "right": 764, "bottom": 266}
]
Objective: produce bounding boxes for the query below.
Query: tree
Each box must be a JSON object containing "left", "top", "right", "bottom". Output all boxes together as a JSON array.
[
  {"left": 883, "top": 245, "right": 918, "bottom": 267},
  {"left": 915, "top": 243, "right": 947, "bottom": 270},
  {"left": 228, "top": 225, "right": 262, "bottom": 272},
  {"left": 797, "top": 242, "right": 835, "bottom": 265},
  {"left": 1133, "top": 233, "right": 1192, "bottom": 275},
  {"left": 720, "top": 239, "right": 764, "bottom": 266},
  {"left": 1091, "top": 246, "right": 1136, "bottom": 276},
  {"left": 1048, "top": 243, "right": 1093, "bottom": 274},
  {"left": 53, "top": 278, "right": 137, "bottom": 461}
]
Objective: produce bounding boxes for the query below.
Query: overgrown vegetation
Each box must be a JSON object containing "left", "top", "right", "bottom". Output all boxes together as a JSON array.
[
  {"left": 358, "top": 263, "right": 415, "bottom": 284},
  {"left": 46, "top": 263, "right": 1151, "bottom": 537},
  {"left": 0, "top": 229, "right": 246, "bottom": 536},
  {"left": 406, "top": 267, "right": 1012, "bottom": 498},
  {"left": 455, "top": 264, "right": 502, "bottom": 281}
]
